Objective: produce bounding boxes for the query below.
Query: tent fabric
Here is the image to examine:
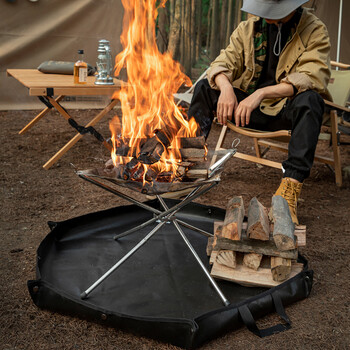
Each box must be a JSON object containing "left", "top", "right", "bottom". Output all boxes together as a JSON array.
[
  {"left": 305, "top": 0, "right": 349, "bottom": 64},
  {"left": 0, "top": 0, "right": 123, "bottom": 110},
  {"left": 28, "top": 199, "right": 313, "bottom": 349}
]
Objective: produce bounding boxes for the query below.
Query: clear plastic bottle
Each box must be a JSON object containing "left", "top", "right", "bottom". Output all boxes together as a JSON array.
[{"left": 74, "top": 49, "right": 87, "bottom": 84}]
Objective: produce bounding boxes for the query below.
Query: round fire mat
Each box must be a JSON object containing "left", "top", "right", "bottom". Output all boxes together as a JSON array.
[{"left": 28, "top": 200, "right": 312, "bottom": 349}]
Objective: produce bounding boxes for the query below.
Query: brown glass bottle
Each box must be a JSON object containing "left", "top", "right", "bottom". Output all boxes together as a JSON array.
[{"left": 74, "top": 49, "right": 87, "bottom": 84}]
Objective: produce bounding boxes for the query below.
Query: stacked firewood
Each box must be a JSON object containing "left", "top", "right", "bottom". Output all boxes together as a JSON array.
[
  {"left": 111, "top": 134, "right": 208, "bottom": 182},
  {"left": 207, "top": 196, "right": 306, "bottom": 287}
]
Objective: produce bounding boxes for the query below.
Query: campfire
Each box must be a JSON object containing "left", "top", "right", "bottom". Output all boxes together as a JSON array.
[{"left": 108, "top": 0, "right": 206, "bottom": 187}]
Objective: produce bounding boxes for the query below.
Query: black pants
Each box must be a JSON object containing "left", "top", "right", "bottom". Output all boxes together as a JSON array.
[{"left": 188, "top": 79, "right": 324, "bottom": 182}]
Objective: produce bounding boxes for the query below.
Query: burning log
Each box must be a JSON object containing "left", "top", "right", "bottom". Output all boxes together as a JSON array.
[
  {"left": 122, "top": 158, "right": 140, "bottom": 180},
  {"left": 177, "top": 136, "right": 205, "bottom": 149},
  {"left": 137, "top": 130, "right": 170, "bottom": 164},
  {"left": 145, "top": 167, "right": 159, "bottom": 182},
  {"left": 179, "top": 148, "right": 206, "bottom": 161}
]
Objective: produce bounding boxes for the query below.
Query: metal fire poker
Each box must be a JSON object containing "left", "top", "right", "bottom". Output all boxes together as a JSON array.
[{"left": 79, "top": 146, "right": 238, "bottom": 306}]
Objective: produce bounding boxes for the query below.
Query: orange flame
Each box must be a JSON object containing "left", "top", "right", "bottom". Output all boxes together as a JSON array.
[{"left": 109, "top": 0, "right": 199, "bottom": 182}]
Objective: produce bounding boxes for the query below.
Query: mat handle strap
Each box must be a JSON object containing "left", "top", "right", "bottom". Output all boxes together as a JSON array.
[{"left": 238, "top": 292, "right": 291, "bottom": 337}]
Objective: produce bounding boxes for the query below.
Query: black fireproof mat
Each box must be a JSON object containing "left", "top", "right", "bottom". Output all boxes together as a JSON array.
[{"left": 28, "top": 199, "right": 312, "bottom": 349}]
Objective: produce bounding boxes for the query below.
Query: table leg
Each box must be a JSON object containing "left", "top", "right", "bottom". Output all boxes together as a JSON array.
[
  {"left": 43, "top": 98, "right": 118, "bottom": 169},
  {"left": 19, "top": 95, "right": 64, "bottom": 134}
]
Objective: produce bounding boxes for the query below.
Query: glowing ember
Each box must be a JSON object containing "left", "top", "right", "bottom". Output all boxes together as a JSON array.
[{"left": 109, "top": 0, "right": 201, "bottom": 183}]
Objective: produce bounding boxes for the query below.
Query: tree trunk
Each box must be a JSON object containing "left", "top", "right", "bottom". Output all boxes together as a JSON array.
[
  {"left": 195, "top": 0, "right": 202, "bottom": 62},
  {"left": 167, "top": 0, "right": 181, "bottom": 58},
  {"left": 220, "top": 0, "right": 228, "bottom": 49},
  {"left": 184, "top": 0, "right": 192, "bottom": 75},
  {"left": 180, "top": 0, "right": 185, "bottom": 66},
  {"left": 156, "top": 5, "right": 167, "bottom": 53},
  {"left": 226, "top": 0, "right": 235, "bottom": 44},
  {"left": 206, "top": 1, "right": 212, "bottom": 54},
  {"left": 234, "top": 0, "right": 243, "bottom": 29},
  {"left": 169, "top": 0, "right": 175, "bottom": 28},
  {"left": 191, "top": 0, "right": 196, "bottom": 67},
  {"left": 210, "top": 0, "right": 220, "bottom": 61}
]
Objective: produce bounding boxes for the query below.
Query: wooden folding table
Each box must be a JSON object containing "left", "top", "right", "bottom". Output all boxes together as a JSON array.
[{"left": 7, "top": 69, "right": 122, "bottom": 169}]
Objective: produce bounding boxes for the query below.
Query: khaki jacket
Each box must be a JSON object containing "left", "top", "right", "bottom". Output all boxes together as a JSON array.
[{"left": 207, "top": 9, "right": 331, "bottom": 115}]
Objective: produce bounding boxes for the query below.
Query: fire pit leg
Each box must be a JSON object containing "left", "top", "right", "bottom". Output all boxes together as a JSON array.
[
  {"left": 80, "top": 220, "right": 166, "bottom": 300},
  {"left": 157, "top": 196, "right": 230, "bottom": 307},
  {"left": 113, "top": 182, "right": 218, "bottom": 240}
]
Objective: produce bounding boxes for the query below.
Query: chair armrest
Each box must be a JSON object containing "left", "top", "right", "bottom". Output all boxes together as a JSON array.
[
  {"left": 324, "top": 99, "right": 350, "bottom": 112},
  {"left": 330, "top": 61, "right": 350, "bottom": 70},
  {"left": 227, "top": 121, "right": 290, "bottom": 138}
]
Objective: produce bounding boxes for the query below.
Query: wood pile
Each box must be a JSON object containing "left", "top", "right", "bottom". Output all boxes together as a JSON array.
[
  {"left": 207, "top": 195, "right": 306, "bottom": 288},
  {"left": 111, "top": 135, "right": 208, "bottom": 182}
]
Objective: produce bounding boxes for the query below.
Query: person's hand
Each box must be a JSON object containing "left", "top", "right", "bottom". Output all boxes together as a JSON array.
[
  {"left": 234, "top": 89, "right": 264, "bottom": 127},
  {"left": 216, "top": 85, "right": 238, "bottom": 125}
]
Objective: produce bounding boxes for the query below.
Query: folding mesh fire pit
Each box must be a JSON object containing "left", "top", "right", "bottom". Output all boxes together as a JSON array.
[{"left": 77, "top": 147, "right": 238, "bottom": 305}]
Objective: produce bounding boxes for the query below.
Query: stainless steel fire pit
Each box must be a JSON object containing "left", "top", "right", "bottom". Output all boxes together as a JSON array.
[{"left": 77, "top": 146, "right": 238, "bottom": 306}]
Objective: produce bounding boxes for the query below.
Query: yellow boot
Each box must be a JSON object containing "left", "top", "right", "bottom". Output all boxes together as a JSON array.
[{"left": 274, "top": 178, "right": 303, "bottom": 225}]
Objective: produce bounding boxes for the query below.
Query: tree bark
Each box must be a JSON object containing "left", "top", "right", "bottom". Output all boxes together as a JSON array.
[
  {"left": 210, "top": 0, "right": 220, "bottom": 61},
  {"left": 271, "top": 195, "right": 296, "bottom": 251},
  {"left": 167, "top": 0, "right": 181, "bottom": 58}
]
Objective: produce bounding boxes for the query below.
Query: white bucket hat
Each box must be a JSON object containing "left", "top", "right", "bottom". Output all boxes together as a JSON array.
[{"left": 241, "top": 0, "right": 308, "bottom": 20}]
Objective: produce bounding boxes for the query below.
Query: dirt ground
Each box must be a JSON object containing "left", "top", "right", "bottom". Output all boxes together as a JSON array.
[{"left": 1, "top": 107, "right": 349, "bottom": 350}]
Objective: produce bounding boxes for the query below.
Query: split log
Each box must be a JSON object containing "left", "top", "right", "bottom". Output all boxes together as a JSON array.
[
  {"left": 271, "top": 195, "right": 296, "bottom": 251},
  {"left": 247, "top": 197, "right": 270, "bottom": 241},
  {"left": 243, "top": 253, "right": 263, "bottom": 271},
  {"left": 211, "top": 236, "right": 298, "bottom": 259},
  {"left": 216, "top": 250, "right": 236, "bottom": 268},
  {"left": 294, "top": 225, "right": 306, "bottom": 247},
  {"left": 221, "top": 196, "right": 245, "bottom": 240},
  {"left": 177, "top": 136, "right": 205, "bottom": 148},
  {"left": 271, "top": 257, "right": 292, "bottom": 282},
  {"left": 211, "top": 259, "right": 304, "bottom": 288},
  {"left": 185, "top": 169, "right": 208, "bottom": 178},
  {"left": 179, "top": 148, "right": 206, "bottom": 159}
]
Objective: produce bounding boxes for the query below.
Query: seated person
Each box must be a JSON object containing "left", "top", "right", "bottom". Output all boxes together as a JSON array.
[{"left": 188, "top": 0, "right": 331, "bottom": 224}]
